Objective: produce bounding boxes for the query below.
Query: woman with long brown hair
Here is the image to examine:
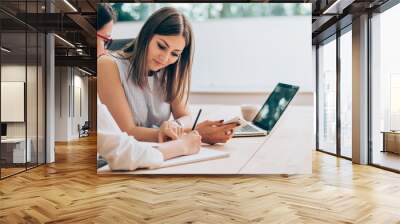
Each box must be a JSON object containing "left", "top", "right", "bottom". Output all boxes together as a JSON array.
[
  {"left": 97, "top": 3, "right": 115, "bottom": 58},
  {"left": 98, "top": 7, "right": 237, "bottom": 144}
]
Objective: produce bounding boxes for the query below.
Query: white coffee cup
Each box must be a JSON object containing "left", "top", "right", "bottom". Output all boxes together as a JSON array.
[{"left": 241, "top": 105, "right": 258, "bottom": 121}]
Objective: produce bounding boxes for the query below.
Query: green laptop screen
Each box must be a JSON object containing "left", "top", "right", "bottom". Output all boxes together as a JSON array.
[{"left": 253, "top": 83, "right": 299, "bottom": 132}]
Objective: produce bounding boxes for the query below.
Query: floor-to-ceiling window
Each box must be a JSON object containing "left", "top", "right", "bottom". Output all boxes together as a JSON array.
[
  {"left": 340, "top": 28, "right": 352, "bottom": 159},
  {"left": 316, "top": 23, "right": 353, "bottom": 160},
  {"left": 317, "top": 36, "right": 337, "bottom": 155},
  {"left": 370, "top": 2, "right": 400, "bottom": 171},
  {"left": 0, "top": 0, "right": 46, "bottom": 179}
]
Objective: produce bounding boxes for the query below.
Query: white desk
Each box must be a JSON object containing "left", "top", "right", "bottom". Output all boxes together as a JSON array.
[
  {"left": 1, "top": 138, "right": 31, "bottom": 163},
  {"left": 98, "top": 105, "right": 313, "bottom": 174}
]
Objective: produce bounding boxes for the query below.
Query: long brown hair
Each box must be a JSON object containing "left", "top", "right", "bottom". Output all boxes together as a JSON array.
[{"left": 123, "top": 7, "right": 194, "bottom": 104}]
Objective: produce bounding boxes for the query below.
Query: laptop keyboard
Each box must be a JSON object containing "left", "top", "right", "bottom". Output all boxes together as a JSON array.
[{"left": 237, "top": 124, "right": 260, "bottom": 132}]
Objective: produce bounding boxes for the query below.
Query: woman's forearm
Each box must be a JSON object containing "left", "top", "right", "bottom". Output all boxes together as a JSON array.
[
  {"left": 126, "top": 126, "right": 160, "bottom": 142},
  {"left": 157, "top": 140, "right": 184, "bottom": 160},
  {"left": 174, "top": 114, "right": 192, "bottom": 129}
]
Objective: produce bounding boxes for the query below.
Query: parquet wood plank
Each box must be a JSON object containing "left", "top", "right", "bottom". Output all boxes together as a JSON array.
[{"left": 0, "top": 135, "right": 399, "bottom": 223}]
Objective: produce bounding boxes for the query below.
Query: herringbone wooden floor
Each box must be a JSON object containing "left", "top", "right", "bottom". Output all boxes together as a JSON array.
[{"left": 1, "top": 135, "right": 400, "bottom": 223}]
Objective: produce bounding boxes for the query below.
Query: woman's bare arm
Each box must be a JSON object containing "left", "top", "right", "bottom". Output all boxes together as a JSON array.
[
  {"left": 97, "top": 56, "right": 159, "bottom": 142},
  {"left": 170, "top": 89, "right": 192, "bottom": 129}
]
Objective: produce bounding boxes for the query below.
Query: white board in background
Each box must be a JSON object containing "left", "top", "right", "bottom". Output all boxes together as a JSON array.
[{"left": 1, "top": 82, "right": 25, "bottom": 122}]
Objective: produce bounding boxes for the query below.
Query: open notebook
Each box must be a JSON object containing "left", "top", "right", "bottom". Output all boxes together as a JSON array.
[
  {"left": 160, "top": 147, "right": 229, "bottom": 169},
  {"left": 98, "top": 144, "right": 229, "bottom": 172}
]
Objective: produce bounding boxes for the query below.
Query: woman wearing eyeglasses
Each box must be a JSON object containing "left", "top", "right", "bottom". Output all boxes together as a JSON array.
[
  {"left": 98, "top": 7, "right": 238, "bottom": 145},
  {"left": 97, "top": 3, "right": 115, "bottom": 58}
]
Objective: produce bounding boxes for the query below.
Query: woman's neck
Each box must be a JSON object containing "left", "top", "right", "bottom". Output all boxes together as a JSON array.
[{"left": 97, "top": 39, "right": 106, "bottom": 57}]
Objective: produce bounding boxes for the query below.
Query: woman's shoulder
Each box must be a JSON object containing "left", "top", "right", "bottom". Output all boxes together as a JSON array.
[
  {"left": 98, "top": 53, "right": 132, "bottom": 84},
  {"left": 97, "top": 54, "right": 117, "bottom": 66},
  {"left": 100, "top": 53, "right": 131, "bottom": 70},
  {"left": 97, "top": 54, "right": 123, "bottom": 81}
]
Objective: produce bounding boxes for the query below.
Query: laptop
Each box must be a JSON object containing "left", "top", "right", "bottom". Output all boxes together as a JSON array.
[{"left": 233, "top": 83, "right": 299, "bottom": 137}]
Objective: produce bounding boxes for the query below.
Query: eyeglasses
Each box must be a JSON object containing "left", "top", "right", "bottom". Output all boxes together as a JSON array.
[{"left": 97, "top": 33, "right": 112, "bottom": 49}]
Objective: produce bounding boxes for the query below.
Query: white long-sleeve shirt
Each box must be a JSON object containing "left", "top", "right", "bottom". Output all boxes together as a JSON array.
[{"left": 97, "top": 97, "right": 164, "bottom": 170}]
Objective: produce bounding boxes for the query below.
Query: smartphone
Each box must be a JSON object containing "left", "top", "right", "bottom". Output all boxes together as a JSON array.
[{"left": 223, "top": 116, "right": 246, "bottom": 128}]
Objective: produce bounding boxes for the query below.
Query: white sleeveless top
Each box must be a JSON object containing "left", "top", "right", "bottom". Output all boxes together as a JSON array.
[{"left": 111, "top": 56, "right": 171, "bottom": 128}]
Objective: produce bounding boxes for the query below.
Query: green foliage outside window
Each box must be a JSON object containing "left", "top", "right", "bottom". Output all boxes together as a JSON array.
[{"left": 111, "top": 3, "right": 311, "bottom": 22}]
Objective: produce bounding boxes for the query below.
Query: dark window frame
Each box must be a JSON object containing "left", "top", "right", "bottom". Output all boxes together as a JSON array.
[
  {"left": 0, "top": 0, "right": 47, "bottom": 180},
  {"left": 315, "top": 21, "right": 352, "bottom": 161}
]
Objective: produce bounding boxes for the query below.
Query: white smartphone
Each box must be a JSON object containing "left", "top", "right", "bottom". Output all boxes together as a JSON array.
[{"left": 223, "top": 116, "right": 247, "bottom": 128}]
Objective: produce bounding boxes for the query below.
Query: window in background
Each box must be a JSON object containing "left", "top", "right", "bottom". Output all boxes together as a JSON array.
[
  {"left": 340, "top": 29, "right": 352, "bottom": 158},
  {"left": 111, "top": 3, "right": 313, "bottom": 92},
  {"left": 111, "top": 3, "right": 310, "bottom": 22},
  {"left": 317, "top": 37, "right": 337, "bottom": 155},
  {"left": 371, "top": 3, "right": 400, "bottom": 171},
  {"left": 390, "top": 74, "right": 400, "bottom": 130}
]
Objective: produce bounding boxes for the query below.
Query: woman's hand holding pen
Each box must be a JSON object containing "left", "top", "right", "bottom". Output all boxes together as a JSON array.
[
  {"left": 179, "top": 131, "right": 202, "bottom": 155},
  {"left": 158, "top": 120, "right": 184, "bottom": 143}
]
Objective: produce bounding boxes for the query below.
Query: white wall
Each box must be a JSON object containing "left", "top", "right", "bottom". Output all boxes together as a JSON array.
[
  {"left": 72, "top": 74, "right": 89, "bottom": 138},
  {"left": 189, "top": 92, "right": 313, "bottom": 106},
  {"left": 54, "top": 67, "right": 89, "bottom": 141},
  {"left": 55, "top": 67, "right": 69, "bottom": 141},
  {"left": 113, "top": 16, "right": 313, "bottom": 93}
]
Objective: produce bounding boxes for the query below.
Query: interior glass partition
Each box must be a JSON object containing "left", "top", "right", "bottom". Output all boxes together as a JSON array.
[
  {"left": 0, "top": 0, "right": 46, "bottom": 179},
  {"left": 0, "top": 2, "right": 28, "bottom": 177},
  {"left": 27, "top": 31, "right": 38, "bottom": 169},
  {"left": 38, "top": 32, "right": 45, "bottom": 165}
]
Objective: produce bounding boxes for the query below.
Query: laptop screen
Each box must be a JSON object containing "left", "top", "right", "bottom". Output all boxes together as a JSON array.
[{"left": 252, "top": 83, "right": 299, "bottom": 132}]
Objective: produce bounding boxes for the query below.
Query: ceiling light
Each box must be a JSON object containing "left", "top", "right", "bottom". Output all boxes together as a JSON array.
[
  {"left": 1, "top": 47, "right": 11, "bottom": 53},
  {"left": 63, "top": 0, "right": 78, "bottom": 12},
  {"left": 322, "top": 0, "right": 354, "bottom": 15},
  {"left": 78, "top": 67, "right": 93, "bottom": 76},
  {"left": 54, "top": 34, "right": 75, "bottom": 48}
]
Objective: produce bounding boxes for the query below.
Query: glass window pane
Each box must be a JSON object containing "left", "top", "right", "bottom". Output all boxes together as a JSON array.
[
  {"left": 1, "top": 31, "right": 27, "bottom": 177},
  {"left": 318, "top": 38, "right": 337, "bottom": 154},
  {"left": 1, "top": 0, "right": 28, "bottom": 178},
  {"left": 1, "top": 0, "right": 46, "bottom": 178},
  {"left": 27, "top": 31, "right": 38, "bottom": 169},
  {"left": 340, "top": 30, "right": 352, "bottom": 158},
  {"left": 371, "top": 4, "right": 400, "bottom": 171},
  {"left": 111, "top": 3, "right": 311, "bottom": 22},
  {"left": 38, "top": 32, "right": 45, "bottom": 165}
]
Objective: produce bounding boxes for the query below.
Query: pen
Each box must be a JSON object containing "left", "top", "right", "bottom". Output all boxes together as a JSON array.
[{"left": 191, "top": 109, "right": 202, "bottom": 130}]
